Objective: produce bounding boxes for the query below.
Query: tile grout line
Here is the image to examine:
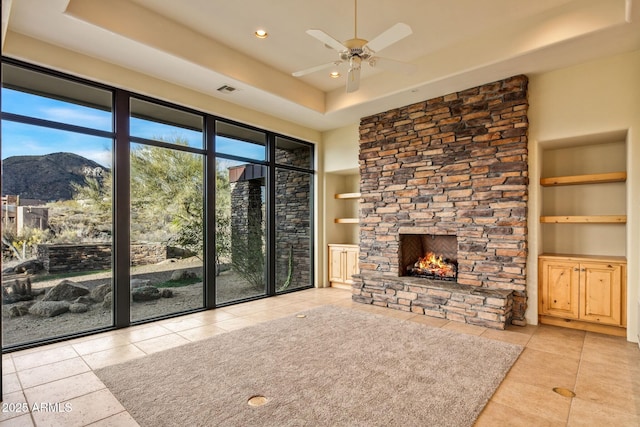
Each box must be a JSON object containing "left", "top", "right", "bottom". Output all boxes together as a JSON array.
[
  {"left": 565, "top": 332, "right": 587, "bottom": 426},
  {"left": 83, "top": 410, "right": 133, "bottom": 427}
]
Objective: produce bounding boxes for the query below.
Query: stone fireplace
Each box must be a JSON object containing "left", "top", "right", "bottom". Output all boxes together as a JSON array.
[{"left": 352, "top": 75, "right": 529, "bottom": 329}]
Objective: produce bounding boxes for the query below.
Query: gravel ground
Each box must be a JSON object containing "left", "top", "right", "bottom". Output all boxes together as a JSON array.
[{"left": 1, "top": 258, "right": 264, "bottom": 347}]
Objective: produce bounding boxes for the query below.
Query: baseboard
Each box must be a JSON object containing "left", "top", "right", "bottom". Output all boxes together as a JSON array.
[{"left": 539, "top": 315, "right": 626, "bottom": 337}]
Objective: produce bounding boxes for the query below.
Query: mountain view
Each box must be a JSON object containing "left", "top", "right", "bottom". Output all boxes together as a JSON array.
[{"left": 2, "top": 152, "right": 108, "bottom": 202}]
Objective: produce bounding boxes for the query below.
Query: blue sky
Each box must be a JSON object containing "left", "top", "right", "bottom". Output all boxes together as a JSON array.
[
  {"left": 2, "top": 88, "right": 113, "bottom": 166},
  {"left": 2, "top": 88, "right": 265, "bottom": 167}
]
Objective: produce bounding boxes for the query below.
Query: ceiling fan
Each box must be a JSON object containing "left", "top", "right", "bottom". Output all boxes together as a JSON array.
[{"left": 292, "top": 0, "right": 414, "bottom": 93}]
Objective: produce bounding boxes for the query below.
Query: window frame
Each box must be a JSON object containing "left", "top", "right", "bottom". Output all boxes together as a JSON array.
[{"left": 0, "top": 57, "right": 316, "bottom": 352}]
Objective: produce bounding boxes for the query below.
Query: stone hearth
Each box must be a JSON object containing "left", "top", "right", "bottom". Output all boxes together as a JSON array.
[{"left": 352, "top": 75, "right": 529, "bottom": 329}]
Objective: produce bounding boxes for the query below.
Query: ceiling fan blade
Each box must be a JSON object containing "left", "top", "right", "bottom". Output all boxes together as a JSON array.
[
  {"left": 365, "top": 22, "right": 412, "bottom": 53},
  {"left": 292, "top": 61, "right": 340, "bottom": 77},
  {"left": 346, "top": 67, "right": 360, "bottom": 93},
  {"left": 306, "top": 29, "right": 348, "bottom": 52},
  {"left": 369, "top": 56, "right": 416, "bottom": 74}
]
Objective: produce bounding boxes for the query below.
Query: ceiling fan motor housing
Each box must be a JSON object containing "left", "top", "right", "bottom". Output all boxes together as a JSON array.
[{"left": 341, "top": 38, "right": 373, "bottom": 63}]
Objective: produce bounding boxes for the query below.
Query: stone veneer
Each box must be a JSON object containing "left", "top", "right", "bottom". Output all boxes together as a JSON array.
[
  {"left": 37, "top": 243, "right": 185, "bottom": 273},
  {"left": 228, "top": 145, "right": 313, "bottom": 290},
  {"left": 353, "top": 75, "right": 529, "bottom": 329}
]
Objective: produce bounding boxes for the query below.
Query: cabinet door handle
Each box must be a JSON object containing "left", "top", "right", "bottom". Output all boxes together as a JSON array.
[{"left": 574, "top": 268, "right": 580, "bottom": 272}]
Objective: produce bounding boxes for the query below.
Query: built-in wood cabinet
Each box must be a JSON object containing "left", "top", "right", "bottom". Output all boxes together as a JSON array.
[
  {"left": 538, "top": 138, "right": 628, "bottom": 336},
  {"left": 328, "top": 244, "right": 359, "bottom": 289},
  {"left": 539, "top": 254, "right": 626, "bottom": 336}
]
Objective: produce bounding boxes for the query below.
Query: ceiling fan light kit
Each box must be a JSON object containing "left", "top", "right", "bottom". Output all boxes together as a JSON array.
[{"left": 292, "top": 0, "right": 414, "bottom": 93}]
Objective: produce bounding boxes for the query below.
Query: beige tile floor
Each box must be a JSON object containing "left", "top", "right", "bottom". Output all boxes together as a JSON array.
[{"left": 1, "top": 287, "right": 639, "bottom": 426}]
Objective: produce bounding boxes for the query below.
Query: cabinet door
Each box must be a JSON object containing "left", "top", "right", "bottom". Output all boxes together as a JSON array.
[
  {"left": 580, "top": 262, "right": 622, "bottom": 325},
  {"left": 328, "top": 246, "right": 345, "bottom": 283},
  {"left": 344, "top": 247, "right": 359, "bottom": 285},
  {"left": 539, "top": 259, "right": 580, "bottom": 319}
]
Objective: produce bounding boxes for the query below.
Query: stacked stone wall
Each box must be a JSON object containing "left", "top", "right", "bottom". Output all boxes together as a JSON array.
[
  {"left": 354, "top": 75, "right": 529, "bottom": 326},
  {"left": 37, "top": 243, "right": 172, "bottom": 273}
]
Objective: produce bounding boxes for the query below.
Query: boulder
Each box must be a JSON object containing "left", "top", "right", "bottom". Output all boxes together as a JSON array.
[
  {"left": 2, "top": 278, "right": 34, "bottom": 304},
  {"left": 3, "top": 259, "right": 44, "bottom": 275},
  {"left": 132, "top": 286, "right": 161, "bottom": 302},
  {"left": 42, "top": 280, "right": 90, "bottom": 302},
  {"left": 29, "top": 301, "right": 70, "bottom": 317},
  {"left": 130, "top": 279, "right": 151, "bottom": 289},
  {"left": 102, "top": 291, "right": 112, "bottom": 309},
  {"left": 2, "top": 292, "right": 33, "bottom": 304},
  {"left": 69, "top": 303, "right": 89, "bottom": 313},
  {"left": 90, "top": 284, "right": 111, "bottom": 303},
  {"left": 160, "top": 289, "right": 173, "bottom": 298},
  {"left": 8, "top": 301, "right": 35, "bottom": 318},
  {"left": 32, "top": 288, "right": 46, "bottom": 297},
  {"left": 170, "top": 270, "right": 198, "bottom": 281},
  {"left": 73, "top": 296, "right": 93, "bottom": 305}
]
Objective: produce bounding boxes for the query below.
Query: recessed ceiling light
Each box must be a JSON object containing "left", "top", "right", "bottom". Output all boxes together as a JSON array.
[
  {"left": 330, "top": 71, "right": 341, "bottom": 78},
  {"left": 254, "top": 29, "right": 268, "bottom": 39}
]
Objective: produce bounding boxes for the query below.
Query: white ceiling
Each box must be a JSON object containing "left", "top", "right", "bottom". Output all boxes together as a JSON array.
[{"left": 3, "top": 0, "right": 640, "bottom": 131}]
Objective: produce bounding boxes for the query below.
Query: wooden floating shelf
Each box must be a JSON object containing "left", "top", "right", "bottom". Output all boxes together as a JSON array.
[
  {"left": 334, "top": 192, "right": 361, "bottom": 199},
  {"left": 540, "top": 215, "right": 627, "bottom": 224},
  {"left": 334, "top": 218, "right": 359, "bottom": 224},
  {"left": 540, "top": 171, "right": 627, "bottom": 187}
]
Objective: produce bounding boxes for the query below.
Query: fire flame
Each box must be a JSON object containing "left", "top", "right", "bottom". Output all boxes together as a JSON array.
[{"left": 415, "top": 252, "right": 455, "bottom": 277}]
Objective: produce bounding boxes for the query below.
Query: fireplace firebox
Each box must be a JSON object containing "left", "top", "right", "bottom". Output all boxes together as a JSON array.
[{"left": 399, "top": 234, "right": 458, "bottom": 281}]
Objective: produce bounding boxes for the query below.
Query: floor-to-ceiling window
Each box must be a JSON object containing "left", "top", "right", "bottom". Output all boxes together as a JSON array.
[
  {"left": 0, "top": 59, "right": 315, "bottom": 350},
  {"left": 129, "top": 98, "right": 205, "bottom": 321},
  {"left": 1, "top": 63, "right": 114, "bottom": 347},
  {"left": 215, "top": 121, "right": 268, "bottom": 304},
  {"left": 275, "top": 136, "right": 314, "bottom": 292}
]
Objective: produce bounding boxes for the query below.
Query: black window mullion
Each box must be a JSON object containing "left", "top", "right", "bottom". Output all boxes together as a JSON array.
[
  {"left": 113, "top": 89, "right": 131, "bottom": 328},
  {"left": 205, "top": 117, "right": 216, "bottom": 308},
  {"left": 267, "top": 133, "right": 277, "bottom": 296},
  {"left": 1, "top": 112, "right": 114, "bottom": 139},
  {"left": 129, "top": 135, "right": 206, "bottom": 155}
]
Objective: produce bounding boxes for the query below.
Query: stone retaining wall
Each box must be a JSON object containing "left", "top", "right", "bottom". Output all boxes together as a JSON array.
[{"left": 37, "top": 243, "right": 177, "bottom": 273}]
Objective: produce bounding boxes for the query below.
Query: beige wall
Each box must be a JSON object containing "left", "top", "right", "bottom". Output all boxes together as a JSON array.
[{"left": 322, "top": 124, "right": 360, "bottom": 174}]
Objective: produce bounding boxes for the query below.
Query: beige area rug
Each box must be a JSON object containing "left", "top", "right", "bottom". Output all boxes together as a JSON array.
[{"left": 95, "top": 305, "right": 523, "bottom": 427}]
